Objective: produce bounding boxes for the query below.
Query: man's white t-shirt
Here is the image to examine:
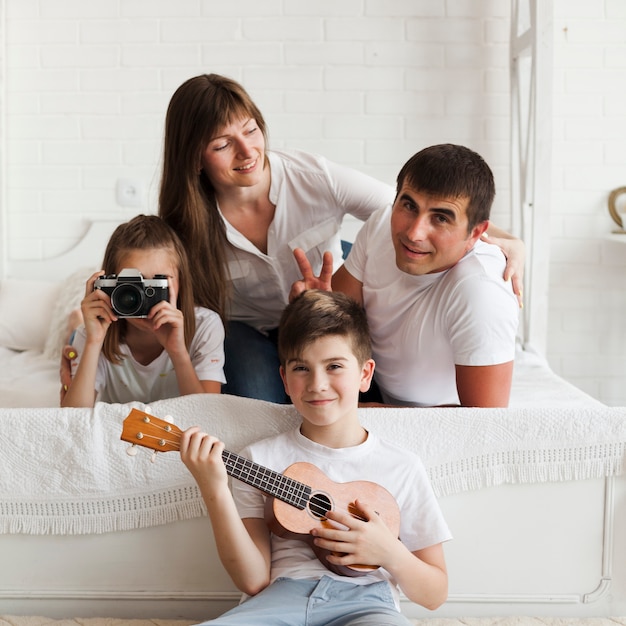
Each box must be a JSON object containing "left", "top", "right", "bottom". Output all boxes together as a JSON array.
[
  {"left": 71, "top": 306, "right": 225, "bottom": 403},
  {"left": 233, "top": 427, "right": 452, "bottom": 608},
  {"left": 344, "top": 205, "right": 519, "bottom": 407},
  {"left": 221, "top": 149, "right": 394, "bottom": 332}
]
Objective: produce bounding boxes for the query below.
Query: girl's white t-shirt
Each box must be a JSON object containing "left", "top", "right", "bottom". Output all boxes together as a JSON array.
[{"left": 71, "top": 306, "right": 225, "bottom": 403}]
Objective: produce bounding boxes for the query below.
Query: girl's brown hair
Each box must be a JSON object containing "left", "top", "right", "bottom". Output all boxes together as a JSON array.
[
  {"left": 158, "top": 74, "right": 269, "bottom": 322},
  {"left": 101, "top": 215, "right": 196, "bottom": 364}
]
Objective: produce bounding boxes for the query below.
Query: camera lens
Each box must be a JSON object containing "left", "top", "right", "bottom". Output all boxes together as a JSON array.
[{"left": 111, "top": 283, "right": 144, "bottom": 316}]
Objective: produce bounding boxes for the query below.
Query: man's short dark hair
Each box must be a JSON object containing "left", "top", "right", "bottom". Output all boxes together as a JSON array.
[{"left": 396, "top": 144, "right": 495, "bottom": 231}]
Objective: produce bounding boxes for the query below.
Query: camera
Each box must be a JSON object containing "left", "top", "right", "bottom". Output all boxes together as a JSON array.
[{"left": 94, "top": 268, "right": 169, "bottom": 318}]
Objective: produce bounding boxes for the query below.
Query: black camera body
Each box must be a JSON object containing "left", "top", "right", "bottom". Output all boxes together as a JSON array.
[{"left": 94, "top": 268, "right": 169, "bottom": 318}]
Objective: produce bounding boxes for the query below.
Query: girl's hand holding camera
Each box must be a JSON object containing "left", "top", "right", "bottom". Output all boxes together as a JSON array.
[
  {"left": 136, "top": 296, "right": 186, "bottom": 358},
  {"left": 81, "top": 270, "right": 118, "bottom": 345},
  {"left": 85, "top": 269, "right": 187, "bottom": 359}
]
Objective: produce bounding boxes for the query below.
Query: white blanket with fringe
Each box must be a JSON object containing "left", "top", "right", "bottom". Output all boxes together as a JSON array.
[{"left": 0, "top": 394, "right": 625, "bottom": 536}]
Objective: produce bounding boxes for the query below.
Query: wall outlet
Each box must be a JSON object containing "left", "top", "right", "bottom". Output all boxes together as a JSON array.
[{"left": 115, "top": 178, "right": 144, "bottom": 208}]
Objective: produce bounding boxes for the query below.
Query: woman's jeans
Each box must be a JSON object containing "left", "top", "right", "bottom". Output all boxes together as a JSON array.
[
  {"left": 222, "top": 321, "right": 290, "bottom": 404},
  {"left": 222, "top": 318, "right": 383, "bottom": 405}
]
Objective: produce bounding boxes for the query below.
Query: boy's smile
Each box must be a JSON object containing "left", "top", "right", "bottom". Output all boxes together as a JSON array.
[{"left": 280, "top": 334, "right": 374, "bottom": 448}]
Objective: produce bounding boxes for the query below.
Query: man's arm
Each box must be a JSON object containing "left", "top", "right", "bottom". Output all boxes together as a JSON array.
[
  {"left": 482, "top": 224, "right": 525, "bottom": 306},
  {"left": 455, "top": 361, "right": 514, "bottom": 407},
  {"left": 331, "top": 265, "right": 363, "bottom": 306}
]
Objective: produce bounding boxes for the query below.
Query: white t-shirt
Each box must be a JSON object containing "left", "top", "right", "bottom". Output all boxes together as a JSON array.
[
  {"left": 232, "top": 427, "right": 451, "bottom": 607},
  {"left": 344, "top": 206, "right": 519, "bottom": 407},
  {"left": 222, "top": 149, "right": 394, "bottom": 332},
  {"left": 71, "top": 306, "right": 225, "bottom": 404}
]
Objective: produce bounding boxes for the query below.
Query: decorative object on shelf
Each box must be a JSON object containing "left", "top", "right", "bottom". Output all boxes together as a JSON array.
[{"left": 608, "top": 186, "right": 626, "bottom": 233}]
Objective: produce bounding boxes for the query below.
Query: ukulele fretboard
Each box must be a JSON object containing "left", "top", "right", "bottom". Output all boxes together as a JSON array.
[{"left": 222, "top": 450, "right": 310, "bottom": 510}]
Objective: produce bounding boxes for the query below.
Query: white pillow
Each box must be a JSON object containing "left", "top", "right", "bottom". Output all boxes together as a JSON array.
[
  {"left": 0, "top": 278, "right": 60, "bottom": 352},
  {"left": 43, "top": 267, "right": 96, "bottom": 361}
]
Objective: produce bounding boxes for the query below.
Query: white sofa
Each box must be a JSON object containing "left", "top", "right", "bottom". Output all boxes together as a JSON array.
[{"left": 1, "top": 221, "right": 625, "bottom": 623}]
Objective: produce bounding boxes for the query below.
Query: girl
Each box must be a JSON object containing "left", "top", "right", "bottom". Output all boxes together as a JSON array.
[{"left": 61, "top": 215, "right": 225, "bottom": 407}]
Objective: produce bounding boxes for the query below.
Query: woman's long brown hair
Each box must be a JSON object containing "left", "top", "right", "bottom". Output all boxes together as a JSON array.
[{"left": 158, "top": 74, "right": 269, "bottom": 322}]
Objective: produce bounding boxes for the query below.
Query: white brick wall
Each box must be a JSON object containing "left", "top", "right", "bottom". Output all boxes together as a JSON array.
[
  {"left": 2, "top": 0, "right": 512, "bottom": 261},
  {"left": 548, "top": 0, "right": 626, "bottom": 405},
  {"left": 2, "top": 1, "right": 624, "bottom": 405}
]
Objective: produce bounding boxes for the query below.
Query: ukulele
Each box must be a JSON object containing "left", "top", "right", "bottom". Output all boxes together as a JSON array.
[{"left": 121, "top": 408, "right": 401, "bottom": 577}]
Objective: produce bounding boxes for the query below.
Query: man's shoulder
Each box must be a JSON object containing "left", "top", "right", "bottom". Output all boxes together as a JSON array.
[
  {"left": 446, "top": 240, "right": 509, "bottom": 285},
  {"left": 350, "top": 205, "right": 392, "bottom": 255},
  {"left": 424, "top": 242, "right": 518, "bottom": 327}
]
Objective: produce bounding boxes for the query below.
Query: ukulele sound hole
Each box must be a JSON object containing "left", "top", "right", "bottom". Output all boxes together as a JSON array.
[{"left": 307, "top": 492, "right": 332, "bottom": 520}]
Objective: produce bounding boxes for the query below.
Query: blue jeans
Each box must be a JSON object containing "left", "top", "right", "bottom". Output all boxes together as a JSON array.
[
  {"left": 196, "top": 577, "right": 411, "bottom": 626},
  {"left": 222, "top": 321, "right": 290, "bottom": 404}
]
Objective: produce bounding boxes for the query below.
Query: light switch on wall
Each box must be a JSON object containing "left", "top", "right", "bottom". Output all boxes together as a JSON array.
[{"left": 115, "top": 179, "right": 144, "bottom": 208}]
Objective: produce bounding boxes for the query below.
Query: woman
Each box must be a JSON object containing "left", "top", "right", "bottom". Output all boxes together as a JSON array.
[{"left": 158, "top": 73, "right": 524, "bottom": 404}]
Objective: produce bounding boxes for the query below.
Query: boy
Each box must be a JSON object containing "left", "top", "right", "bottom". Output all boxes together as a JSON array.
[{"left": 180, "top": 290, "right": 451, "bottom": 624}]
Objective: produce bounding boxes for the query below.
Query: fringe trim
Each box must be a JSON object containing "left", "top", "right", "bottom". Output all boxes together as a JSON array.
[
  {"left": 0, "top": 484, "right": 207, "bottom": 535},
  {"left": 429, "top": 442, "right": 626, "bottom": 497},
  {"left": 1, "top": 443, "right": 624, "bottom": 535}
]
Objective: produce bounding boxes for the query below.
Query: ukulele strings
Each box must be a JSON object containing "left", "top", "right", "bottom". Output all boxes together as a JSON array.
[
  {"left": 137, "top": 420, "right": 181, "bottom": 450},
  {"left": 307, "top": 494, "right": 368, "bottom": 522}
]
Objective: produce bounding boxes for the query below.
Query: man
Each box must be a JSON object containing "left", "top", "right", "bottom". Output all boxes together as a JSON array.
[{"left": 292, "top": 143, "right": 519, "bottom": 407}]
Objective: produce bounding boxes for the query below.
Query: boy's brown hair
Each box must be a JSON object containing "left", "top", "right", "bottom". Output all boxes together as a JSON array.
[{"left": 278, "top": 290, "right": 372, "bottom": 367}]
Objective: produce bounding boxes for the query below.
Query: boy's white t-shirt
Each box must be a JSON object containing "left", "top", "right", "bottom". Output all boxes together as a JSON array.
[
  {"left": 232, "top": 427, "right": 452, "bottom": 608},
  {"left": 71, "top": 306, "right": 225, "bottom": 403}
]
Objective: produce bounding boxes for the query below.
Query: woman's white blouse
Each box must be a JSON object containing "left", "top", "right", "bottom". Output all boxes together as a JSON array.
[{"left": 221, "top": 149, "right": 393, "bottom": 332}]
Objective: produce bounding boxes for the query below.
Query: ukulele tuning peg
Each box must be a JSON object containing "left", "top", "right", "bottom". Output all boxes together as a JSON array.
[
  {"left": 150, "top": 451, "right": 158, "bottom": 464},
  {"left": 126, "top": 444, "right": 138, "bottom": 457}
]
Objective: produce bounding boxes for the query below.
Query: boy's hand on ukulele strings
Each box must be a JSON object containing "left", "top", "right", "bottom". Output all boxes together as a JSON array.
[{"left": 310, "top": 499, "right": 396, "bottom": 569}]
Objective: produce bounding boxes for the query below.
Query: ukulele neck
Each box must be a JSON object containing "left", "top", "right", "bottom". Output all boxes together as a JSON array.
[{"left": 222, "top": 450, "right": 310, "bottom": 511}]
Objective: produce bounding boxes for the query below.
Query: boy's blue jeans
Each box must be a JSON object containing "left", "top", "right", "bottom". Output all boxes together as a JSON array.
[
  {"left": 196, "top": 576, "right": 412, "bottom": 626},
  {"left": 222, "top": 321, "right": 290, "bottom": 404}
]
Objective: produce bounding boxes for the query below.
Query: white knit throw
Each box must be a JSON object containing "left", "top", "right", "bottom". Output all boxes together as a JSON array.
[{"left": 0, "top": 394, "right": 624, "bottom": 535}]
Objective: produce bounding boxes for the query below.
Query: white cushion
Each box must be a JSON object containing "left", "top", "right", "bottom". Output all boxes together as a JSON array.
[
  {"left": 0, "top": 279, "right": 59, "bottom": 352},
  {"left": 43, "top": 267, "right": 96, "bottom": 361}
]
